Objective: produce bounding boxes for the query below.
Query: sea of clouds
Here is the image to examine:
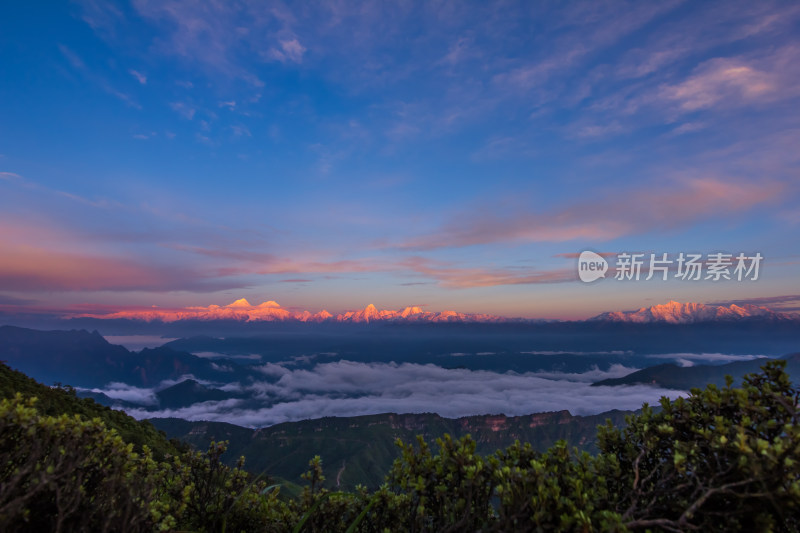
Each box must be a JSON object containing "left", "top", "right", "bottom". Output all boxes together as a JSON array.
[{"left": 95, "top": 360, "right": 690, "bottom": 428}]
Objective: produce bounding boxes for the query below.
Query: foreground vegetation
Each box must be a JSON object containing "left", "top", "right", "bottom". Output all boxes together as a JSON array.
[
  {"left": 150, "top": 409, "right": 631, "bottom": 490},
  {"left": 1, "top": 361, "right": 799, "bottom": 531}
]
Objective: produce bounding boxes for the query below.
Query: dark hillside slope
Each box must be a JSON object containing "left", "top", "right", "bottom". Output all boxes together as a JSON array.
[
  {"left": 593, "top": 353, "right": 800, "bottom": 389},
  {"left": 0, "top": 325, "right": 240, "bottom": 388},
  {"left": 0, "top": 361, "right": 180, "bottom": 459},
  {"left": 151, "top": 409, "right": 630, "bottom": 489}
]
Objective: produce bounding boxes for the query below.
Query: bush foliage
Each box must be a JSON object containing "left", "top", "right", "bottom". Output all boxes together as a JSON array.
[{"left": 1, "top": 360, "right": 799, "bottom": 532}]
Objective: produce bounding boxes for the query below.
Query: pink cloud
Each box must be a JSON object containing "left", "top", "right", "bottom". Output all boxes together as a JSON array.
[
  {"left": 554, "top": 252, "right": 617, "bottom": 259},
  {"left": 397, "top": 177, "right": 784, "bottom": 250},
  {"left": 0, "top": 222, "right": 245, "bottom": 293},
  {"left": 0, "top": 247, "right": 137, "bottom": 291},
  {"left": 266, "top": 38, "right": 306, "bottom": 64},
  {"left": 657, "top": 45, "right": 800, "bottom": 112},
  {"left": 661, "top": 59, "right": 775, "bottom": 111},
  {"left": 0, "top": 243, "right": 238, "bottom": 292},
  {"left": 169, "top": 243, "right": 578, "bottom": 289},
  {"left": 398, "top": 257, "right": 575, "bottom": 289}
]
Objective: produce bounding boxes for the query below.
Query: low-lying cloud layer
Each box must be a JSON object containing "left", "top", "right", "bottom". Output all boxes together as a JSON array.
[
  {"left": 645, "top": 352, "right": 767, "bottom": 367},
  {"left": 116, "top": 360, "right": 686, "bottom": 428},
  {"left": 88, "top": 382, "right": 159, "bottom": 406}
]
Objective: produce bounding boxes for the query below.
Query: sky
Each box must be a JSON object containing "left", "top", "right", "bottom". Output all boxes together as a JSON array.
[{"left": 0, "top": 0, "right": 799, "bottom": 320}]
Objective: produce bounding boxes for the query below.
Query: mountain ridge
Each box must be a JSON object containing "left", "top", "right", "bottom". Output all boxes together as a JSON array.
[
  {"left": 74, "top": 299, "right": 798, "bottom": 324},
  {"left": 589, "top": 300, "right": 792, "bottom": 324},
  {"left": 592, "top": 352, "right": 800, "bottom": 389},
  {"left": 0, "top": 324, "right": 241, "bottom": 388},
  {"left": 149, "top": 409, "right": 631, "bottom": 489}
]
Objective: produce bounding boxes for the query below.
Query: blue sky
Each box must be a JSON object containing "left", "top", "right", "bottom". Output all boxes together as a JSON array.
[{"left": 0, "top": 0, "right": 799, "bottom": 319}]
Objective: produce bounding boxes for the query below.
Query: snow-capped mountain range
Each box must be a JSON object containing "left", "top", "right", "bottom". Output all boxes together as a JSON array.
[
  {"left": 80, "top": 299, "right": 795, "bottom": 324},
  {"left": 589, "top": 300, "right": 792, "bottom": 324},
  {"left": 82, "top": 299, "right": 508, "bottom": 324}
]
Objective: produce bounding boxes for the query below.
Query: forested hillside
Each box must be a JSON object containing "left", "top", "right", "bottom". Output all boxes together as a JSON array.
[
  {"left": 1, "top": 359, "right": 799, "bottom": 531},
  {"left": 151, "top": 409, "right": 630, "bottom": 489},
  {"left": 0, "top": 361, "right": 180, "bottom": 459}
]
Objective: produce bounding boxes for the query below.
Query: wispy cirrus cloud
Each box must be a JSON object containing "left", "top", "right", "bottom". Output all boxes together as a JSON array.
[
  {"left": 554, "top": 252, "right": 617, "bottom": 259},
  {"left": 76, "top": 0, "right": 124, "bottom": 35},
  {"left": 612, "top": 2, "right": 800, "bottom": 82},
  {"left": 73, "top": 0, "right": 800, "bottom": 154},
  {"left": 171, "top": 244, "right": 576, "bottom": 288},
  {"left": 0, "top": 243, "right": 238, "bottom": 292},
  {"left": 0, "top": 208, "right": 249, "bottom": 293},
  {"left": 169, "top": 102, "right": 196, "bottom": 120},
  {"left": 266, "top": 38, "right": 306, "bottom": 64},
  {"left": 58, "top": 44, "right": 85, "bottom": 70},
  {"left": 659, "top": 54, "right": 788, "bottom": 112},
  {"left": 595, "top": 43, "right": 800, "bottom": 124},
  {"left": 398, "top": 257, "right": 575, "bottom": 288},
  {"left": 0, "top": 170, "right": 120, "bottom": 210},
  {"left": 57, "top": 43, "right": 141, "bottom": 108},
  {"left": 122, "top": 0, "right": 302, "bottom": 85},
  {"left": 557, "top": 4, "right": 800, "bottom": 140},
  {"left": 492, "top": 1, "right": 684, "bottom": 95},
  {"left": 0, "top": 163, "right": 787, "bottom": 297},
  {"left": 128, "top": 69, "right": 147, "bottom": 84},
  {"left": 397, "top": 177, "right": 784, "bottom": 250},
  {"left": 0, "top": 172, "right": 22, "bottom": 182}
]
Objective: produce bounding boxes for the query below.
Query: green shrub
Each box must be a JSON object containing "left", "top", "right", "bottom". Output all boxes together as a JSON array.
[
  {"left": 162, "top": 441, "right": 293, "bottom": 533},
  {"left": 387, "top": 433, "right": 495, "bottom": 532},
  {"left": 0, "top": 395, "right": 159, "bottom": 532},
  {"left": 1, "top": 360, "right": 799, "bottom": 532},
  {"left": 598, "top": 360, "right": 800, "bottom": 532}
]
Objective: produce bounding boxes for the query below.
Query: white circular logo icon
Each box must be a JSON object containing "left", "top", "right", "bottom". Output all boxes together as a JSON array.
[{"left": 578, "top": 251, "right": 608, "bottom": 283}]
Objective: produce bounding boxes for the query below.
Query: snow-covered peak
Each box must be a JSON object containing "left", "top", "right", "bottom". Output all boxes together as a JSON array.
[{"left": 591, "top": 301, "right": 789, "bottom": 324}]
